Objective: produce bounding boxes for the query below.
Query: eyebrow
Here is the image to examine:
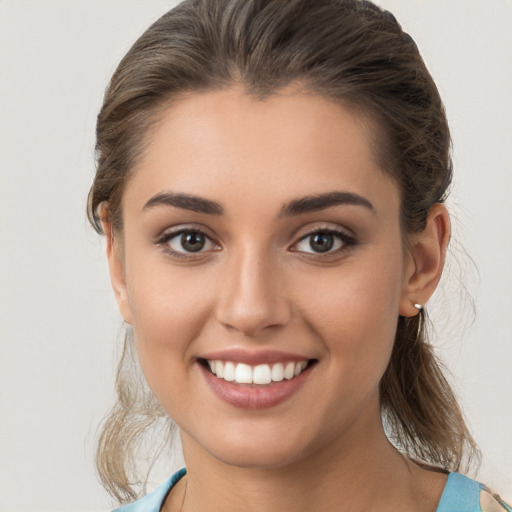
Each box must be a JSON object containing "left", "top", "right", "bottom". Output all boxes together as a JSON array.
[
  {"left": 143, "top": 192, "right": 223, "bottom": 215},
  {"left": 278, "top": 191, "right": 375, "bottom": 217},
  {"left": 142, "top": 190, "right": 374, "bottom": 217}
]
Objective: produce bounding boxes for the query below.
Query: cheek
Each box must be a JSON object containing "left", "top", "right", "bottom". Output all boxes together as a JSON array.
[
  {"left": 293, "top": 253, "right": 404, "bottom": 381},
  {"left": 123, "top": 256, "right": 216, "bottom": 380}
]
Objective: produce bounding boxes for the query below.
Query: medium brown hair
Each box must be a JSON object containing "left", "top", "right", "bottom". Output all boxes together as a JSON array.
[{"left": 88, "top": 0, "right": 478, "bottom": 502}]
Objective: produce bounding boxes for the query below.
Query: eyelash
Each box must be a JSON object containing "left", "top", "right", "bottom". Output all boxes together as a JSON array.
[
  {"left": 292, "top": 227, "right": 357, "bottom": 258},
  {"left": 155, "top": 228, "right": 219, "bottom": 259},
  {"left": 154, "top": 226, "right": 357, "bottom": 259}
]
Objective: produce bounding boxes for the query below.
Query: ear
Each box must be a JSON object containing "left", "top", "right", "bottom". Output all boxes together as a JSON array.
[
  {"left": 399, "top": 203, "right": 451, "bottom": 317},
  {"left": 99, "top": 205, "right": 133, "bottom": 324}
]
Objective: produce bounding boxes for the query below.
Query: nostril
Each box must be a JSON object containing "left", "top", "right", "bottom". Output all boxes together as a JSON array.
[{"left": 214, "top": 270, "right": 292, "bottom": 336}]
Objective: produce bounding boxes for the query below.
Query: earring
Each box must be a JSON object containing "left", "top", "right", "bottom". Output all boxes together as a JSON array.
[{"left": 413, "top": 303, "right": 423, "bottom": 311}]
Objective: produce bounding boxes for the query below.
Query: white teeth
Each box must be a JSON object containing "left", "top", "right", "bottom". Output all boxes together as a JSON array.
[
  {"left": 206, "top": 360, "right": 309, "bottom": 384},
  {"left": 216, "top": 360, "right": 224, "bottom": 378},
  {"left": 271, "top": 363, "right": 284, "bottom": 382},
  {"left": 235, "top": 363, "right": 253, "bottom": 384},
  {"left": 223, "top": 362, "right": 236, "bottom": 381},
  {"left": 294, "top": 360, "right": 307, "bottom": 377},
  {"left": 284, "top": 362, "right": 295, "bottom": 380},
  {"left": 253, "top": 364, "right": 272, "bottom": 385}
]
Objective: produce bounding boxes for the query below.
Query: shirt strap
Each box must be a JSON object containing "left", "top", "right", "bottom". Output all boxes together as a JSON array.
[{"left": 436, "top": 473, "right": 484, "bottom": 512}]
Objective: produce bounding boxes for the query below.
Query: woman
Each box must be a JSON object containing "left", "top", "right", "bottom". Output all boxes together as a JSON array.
[{"left": 88, "top": 0, "right": 510, "bottom": 510}]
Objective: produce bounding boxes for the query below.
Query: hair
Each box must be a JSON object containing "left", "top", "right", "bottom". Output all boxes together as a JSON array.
[{"left": 88, "top": 0, "right": 479, "bottom": 503}]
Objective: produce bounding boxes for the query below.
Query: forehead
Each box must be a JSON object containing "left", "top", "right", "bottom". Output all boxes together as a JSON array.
[{"left": 124, "top": 87, "right": 400, "bottom": 218}]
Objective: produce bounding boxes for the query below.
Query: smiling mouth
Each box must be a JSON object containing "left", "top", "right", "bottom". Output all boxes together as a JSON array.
[{"left": 200, "top": 359, "right": 316, "bottom": 386}]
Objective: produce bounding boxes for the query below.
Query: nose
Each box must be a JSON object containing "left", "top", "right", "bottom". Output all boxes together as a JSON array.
[{"left": 215, "top": 249, "right": 292, "bottom": 337}]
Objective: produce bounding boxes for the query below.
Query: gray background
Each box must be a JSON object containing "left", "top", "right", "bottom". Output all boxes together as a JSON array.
[{"left": 1, "top": 1, "right": 511, "bottom": 510}]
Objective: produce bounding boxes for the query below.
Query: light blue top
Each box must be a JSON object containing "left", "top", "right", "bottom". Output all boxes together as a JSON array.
[
  {"left": 113, "top": 469, "right": 186, "bottom": 512},
  {"left": 112, "top": 470, "right": 505, "bottom": 512},
  {"left": 436, "top": 472, "right": 483, "bottom": 512}
]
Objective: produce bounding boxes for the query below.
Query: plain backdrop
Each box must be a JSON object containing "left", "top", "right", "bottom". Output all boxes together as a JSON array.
[{"left": 0, "top": 1, "right": 511, "bottom": 511}]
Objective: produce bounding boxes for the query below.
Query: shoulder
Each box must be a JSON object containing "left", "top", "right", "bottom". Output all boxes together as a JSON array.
[
  {"left": 480, "top": 488, "right": 512, "bottom": 512},
  {"left": 111, "top": 468, "right": 187, "bottom": 512},
  {"left": 437, "top": 473, "right": 511, "bottom": 512}
]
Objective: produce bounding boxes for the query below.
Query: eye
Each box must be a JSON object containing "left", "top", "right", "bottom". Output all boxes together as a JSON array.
[
  {"left": 293, "top": 229, "right": 354, "bottom": 255},
  {"left": 159, "top": 229, "right": 217, "bottom": 255}
]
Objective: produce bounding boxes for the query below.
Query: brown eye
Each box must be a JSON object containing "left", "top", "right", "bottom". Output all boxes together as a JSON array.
[
  {"left": 309, "top": 233, "right": 334, "bottom": 253},
  {"left": 293, "top": 229, "right": 355, "bottom": 255},
  {"left": 180, "top": 232, "right": 206, "bottom": 252},
  {"left": 166, "top": 230, "right": 216, "bottom": 254}
]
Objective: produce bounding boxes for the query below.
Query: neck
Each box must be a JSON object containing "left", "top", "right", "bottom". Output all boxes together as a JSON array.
[{"left": 170, "top": 399, "right": 445, "bottom": 512}]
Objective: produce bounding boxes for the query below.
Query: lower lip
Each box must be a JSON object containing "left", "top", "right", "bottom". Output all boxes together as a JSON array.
[{"left": 200, "top": 363, "right": 313, "bottom": 409}]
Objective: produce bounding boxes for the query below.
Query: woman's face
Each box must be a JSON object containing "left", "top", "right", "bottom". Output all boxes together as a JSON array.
[{"left": 109, "top": 87, "right": 418, "bottom": 469}]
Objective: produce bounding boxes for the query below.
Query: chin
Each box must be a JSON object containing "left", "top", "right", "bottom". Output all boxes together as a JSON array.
[
  {"left": 209, "top": 440, "right": 307, "bottom": 470},
  {"left": 189, "top": 418, "right": 329, "bottom": 471}
]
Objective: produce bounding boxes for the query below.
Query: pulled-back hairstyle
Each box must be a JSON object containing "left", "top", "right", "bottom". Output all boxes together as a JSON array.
[{"left": 88, "top": 0, "right": 478, "bottom": 503}]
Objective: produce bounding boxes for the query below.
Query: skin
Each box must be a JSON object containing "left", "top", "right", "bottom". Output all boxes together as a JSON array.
[{"left": 103, "top": 86, "right": 450, "bottom": 511}]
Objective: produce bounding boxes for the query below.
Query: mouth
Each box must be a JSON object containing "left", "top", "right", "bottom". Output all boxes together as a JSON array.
[
  {"left": 197, "top": 354, "right": 317, "bottom": 409},
  {"left": 200, "top": 359, "right": 314, "bottom": 386}
]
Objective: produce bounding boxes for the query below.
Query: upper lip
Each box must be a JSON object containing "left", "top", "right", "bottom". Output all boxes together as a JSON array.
[{"left": 199, "top": 348, "right": 313, "bottom": 366}]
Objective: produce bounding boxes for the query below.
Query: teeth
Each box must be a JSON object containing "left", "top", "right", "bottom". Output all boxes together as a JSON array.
[
  {"left": 206, "top": 360, "right": 309, "bottom": 384},
  {"left": 253, "top": 364, "right": 272, "bottom": 385},
  {"left": 294, "top": 361, "right": 307, "bottom": 377},
  {"left": 284, "top": 362, "right": 295, "bottom": 380},
  {"left": 223, "top": 362, "right": 235, "bottom": 382},
  {"left": 271, "top": 363, "right": 284, "bottom": 382},
  {"left": 235, "top": 363, "right": 252, "bottom": 384}
]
